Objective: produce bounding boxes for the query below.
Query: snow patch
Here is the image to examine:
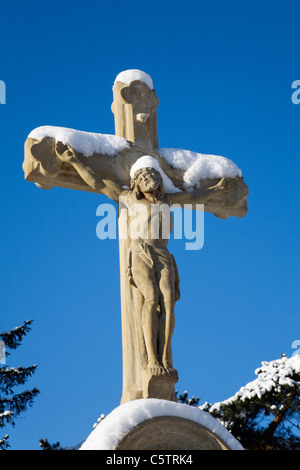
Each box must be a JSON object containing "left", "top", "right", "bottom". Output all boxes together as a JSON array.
[
  {"left": 0, "top": 411, "right": 14, "bottom": 418},
  {"left": 158, "top": 148, "right": 242, "bottom": 189},
  {"left": 114, "top": 69, "right": 153, "bottom": 90},
  {"left": 79, "top": 399, "right": 243, "bottom": 451},
  {"left": 28, "top": 126, "right": 130, "bottom": 158},
  {"left": 130, "top": 155, "right": 181, "bottom": 194},
  {"left": 204, "top": 355, "right": 300, "bottom": 413}
]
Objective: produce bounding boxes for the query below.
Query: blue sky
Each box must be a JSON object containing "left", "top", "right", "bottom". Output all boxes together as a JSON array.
[{"left": 0, "top": 0, "right": 300, "bottom": 450}]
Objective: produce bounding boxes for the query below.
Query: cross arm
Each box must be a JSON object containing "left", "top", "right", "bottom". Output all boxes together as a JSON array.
[{"left": 23, "top": 128, "right": 135, "bottom": 200}]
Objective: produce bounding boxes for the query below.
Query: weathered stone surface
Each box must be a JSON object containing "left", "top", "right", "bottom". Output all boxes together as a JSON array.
[
  {"left": 141, "top": 368, "right": 178, "bottom": 401},
  {"left": 112, "top": 79, "right": 159, "bottom": 152},
  {"left": 116, "top": 416, "right": 230, "bottom": 450}
]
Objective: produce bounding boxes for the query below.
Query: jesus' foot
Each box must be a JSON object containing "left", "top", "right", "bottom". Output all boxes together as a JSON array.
[
  {"left": 162, "top": 360, "right": 178, "bottom": 377},
  {"left": 147, "top": 361, "right": 165, "bottom": 376}
]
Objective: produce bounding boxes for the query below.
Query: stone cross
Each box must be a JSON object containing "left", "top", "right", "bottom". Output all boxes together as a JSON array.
[{"left": 23, "top": 69, "right": 248, "bottom": 404}]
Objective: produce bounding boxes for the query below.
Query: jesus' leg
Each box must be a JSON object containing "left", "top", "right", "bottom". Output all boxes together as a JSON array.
[
  {"left": 158, "top": 268, "right": 177, "bottom": 376},
  {"left": 130, "top": 251, "right": 163, "bottom": 374},
  {"left": 162, "top": 301, "right": 176, "bottom": 373},
  {"left": 142, "top": 299, "right": 162, "bottom": 374}
]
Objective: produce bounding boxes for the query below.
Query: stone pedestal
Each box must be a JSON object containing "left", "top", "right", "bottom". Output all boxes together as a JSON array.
[
  {"left": 142, "top": 369, "right": 178, "bottom": 401},
  {"left": 80, "top": 399, "right": 243, "bottom": 451}
]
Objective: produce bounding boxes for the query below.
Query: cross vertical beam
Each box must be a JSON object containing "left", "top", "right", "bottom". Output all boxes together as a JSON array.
[
  {"left": 112, "top": 77, "right": 159, "bottom": 152},
  {"left": 112, "top": 73, "right": 179, "bottom": 402}
]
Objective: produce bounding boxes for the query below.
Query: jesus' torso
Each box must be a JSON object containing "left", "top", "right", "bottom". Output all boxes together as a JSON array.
[{"left": 121, "top": 191, "right": 173, "bottom": 250}]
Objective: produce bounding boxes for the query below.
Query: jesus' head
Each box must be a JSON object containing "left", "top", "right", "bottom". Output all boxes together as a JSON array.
[{"left": 130, "top": 167, "right": 164, "bottom": 200}]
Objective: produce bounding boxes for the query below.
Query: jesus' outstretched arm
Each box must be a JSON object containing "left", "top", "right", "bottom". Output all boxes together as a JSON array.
[
  {"left": 166, "top": 177, "right": 239, "bottom": 207},
  {"left": 55, "top": 142, "right": 123, "bottom": 201}
]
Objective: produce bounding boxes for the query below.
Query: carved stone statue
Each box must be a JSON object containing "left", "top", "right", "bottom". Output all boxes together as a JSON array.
[
  {"left": 23, "top": 69, "right": 249, "bottom": 403},
  {"left": 56, "top": 142, "right": 237, "bottom": 378}
]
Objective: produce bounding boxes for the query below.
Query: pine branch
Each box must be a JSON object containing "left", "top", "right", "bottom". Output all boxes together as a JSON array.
[
  {"left": 0, "top": 433, "right": 9, "bottom": 450},
  {"left": 0, "top": 320, "right": 33, "bottom": 352},
  {"left": 0, "top": 365, "right": 38, "bottom": 396},
  {"left": 0, "top": 388, "right": 39, "bottom": 427},
  {"left": 39, "top": 439, "right": 63, "bottom": 450},
  {"left": 256, "top": 401, "right": 291, "bottom": 449},
  {"left": 0, "top": 409, "right": 15, "bottom": 427},
  {"left": 176, "top": 390, "right": 200, "bottom": 406}
]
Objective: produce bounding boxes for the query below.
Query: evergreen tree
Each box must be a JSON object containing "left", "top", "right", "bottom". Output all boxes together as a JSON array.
[
  {"left": 39, "top": 438, "right": 63, "bottom": 450},
  {"left": 0, "top": 320, "right": 39, "bottom": 450},
  {"left": 200, "top": 354, "right": 300, "bottom": 450},
  {"left": 176, "top": 390, "right": 200, "bottom": 407}
]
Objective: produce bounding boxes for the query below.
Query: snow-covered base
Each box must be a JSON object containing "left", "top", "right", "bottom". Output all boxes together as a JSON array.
[{"left": 79, "top": 399, "right": 243, "bottom": 451}]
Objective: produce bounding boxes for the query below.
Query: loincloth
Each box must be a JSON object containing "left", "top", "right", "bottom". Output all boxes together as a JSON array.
[{"left": 127, "top": 242, "right": 180, "bottom": 301}]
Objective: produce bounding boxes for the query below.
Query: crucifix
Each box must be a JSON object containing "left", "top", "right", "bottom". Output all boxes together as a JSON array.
[{"left": 23, "top": 69, "right": 248, "bottom": 404}]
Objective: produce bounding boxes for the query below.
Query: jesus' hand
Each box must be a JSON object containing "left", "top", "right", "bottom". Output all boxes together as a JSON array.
[
  {"left": 209, "top": 177, "right": 238, "bottom": 193},
  {"left": 55, "top": 142, "right": 77, "bottom": 164}
]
